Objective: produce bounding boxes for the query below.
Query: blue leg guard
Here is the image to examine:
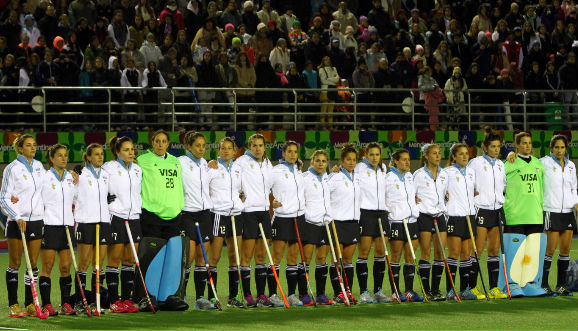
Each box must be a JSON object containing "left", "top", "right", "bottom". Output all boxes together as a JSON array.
[
  {"left": 521, "top": 233, "right": 547, "bottom": 297},
  {"left": 499, "top": 233, "right": 526, "bottom": 297}
]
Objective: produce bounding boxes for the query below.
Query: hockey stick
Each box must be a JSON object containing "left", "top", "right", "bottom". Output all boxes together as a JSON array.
[
  {"left": 293, "top": 218, "right": 317, "bottom": 306},
  {"left": 124, "top": 221, "right": 156, "bottom": 313},
  {"left": 330, "top": 221, "right": 357, "bottom": 304},
  {"left": 433, "top": 219, "right": 461, "bottom": 302},
  {"left": 195, "top": 222, "right": 223, "bottom": 311},
  {"left": 258, "top": 223, "right": 289, "bottom": 308},
  {"left": 95, "top": 224, "right": 101, "bottom": 315},
  {"left": 65, "top": 226, "right": 92, "bottom": 316},
  {"left": 466, "top": 216, "right": 490, "bottom": 301},
  {"left": 20, "top": 229, "right": 48, "bottom": 319},
  {"left": 377, "top": 218, "right": 401, "bottom": 303},
  {"left": 324, "top": 221, "right": 350, "bottom": 306},
  {"left": 230, "top": 216, "right": 246, "bottom": 308},
  {"left": 402, "top": 219, "right": 430, "bottom": 303}
]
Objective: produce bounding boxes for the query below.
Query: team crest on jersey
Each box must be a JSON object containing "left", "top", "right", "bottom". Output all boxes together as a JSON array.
[
  {"left": 426, "top": 182, "right": 430, "bottom": 187},
  {"left": 553, "top": 167, "right": 556, "bottom": 172},
  {"left": 367, "top": 171, "right": 370, "bottom": 177},
  {"left": 345, "top": 181, "right": 348, "bottom": 187},
  {"left": 483, "top": 166, "right": 487, "bottom": 171},
  {"left": 395, "top": 184, "right": 399, "bottom": 189},
  {"left": 456, "top": 177, "right": 460, "bottom": 182},
  {"left": 314, "top": 183, "right": 318, "bottom": 189},
  {"left": 23, "top": 174, "right": 27, "bottom": 180},
  {"left": 284, "top": 173, "right": 288, "bottom": 178},
  {"left": 190, "top": 165, "right": 193, "bottom": 171},
  {"left": 118, "top": 170, "right": 122, "bottom": 176},
  {"left": 51, "top": 183, "right": 55, "bottom": 190},
  {"left": 250, "top": 163, "right": 254, "bottom": 169},
  {"left": 221, "top": 172, "right": 225, "bottom": 178},
  {"left": 88, "top": 180, "right": 92, "bottom": 186}
]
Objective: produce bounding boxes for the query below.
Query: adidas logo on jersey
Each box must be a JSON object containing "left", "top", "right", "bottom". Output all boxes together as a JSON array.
[
  {"left": 205, "top": 236, "right": 209, "bottom": 240},
  {"left": 352, "top": 238, "right": 357, "bottom": 243},
  {"left": 136, "top": 236, "right": 141, "bottom": 240},
  {"left": 30, "top": 233, "right": 35, "bottom": 238},
  {"left": 320, "top": 239, "right": 325, "bottom": 244}
]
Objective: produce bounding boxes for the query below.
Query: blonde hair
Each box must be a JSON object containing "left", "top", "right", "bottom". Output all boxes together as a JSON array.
[
  {"left": 447, "top": 143, "right": 468, "bottom": 166},
  {"left": 12, "top": 134, "right": 35, "bottom": 154}
]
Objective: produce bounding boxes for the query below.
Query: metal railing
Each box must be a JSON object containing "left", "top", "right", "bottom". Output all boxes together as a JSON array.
[{"left": 0, "top": 87, "right": 576, "bottom": 131}]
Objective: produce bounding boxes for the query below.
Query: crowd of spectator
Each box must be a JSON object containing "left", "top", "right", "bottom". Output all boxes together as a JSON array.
[{"left": 1, "top": 0, "right": 578, "bottom": 130}]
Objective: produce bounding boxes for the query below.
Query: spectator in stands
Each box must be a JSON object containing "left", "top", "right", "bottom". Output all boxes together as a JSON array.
[
  {"left": 342, "top": 25, "right": 357, "bottom": 52},
  {"left": 2, "top": 11, "right": 22, "bottom": 52},
  {"left": 135, "top": 0, "right": 156, "bottom": 24},
  {"left": 70, "top": 0, "right": 97, "bottom": 27},
  {"left": 140, "top": 32, "right": 162, "bottom": 68},
  {"left": 78, "top": 59, "right": 94, "bottom": 102},
  {"left": 558, "top": 51, "right": 578, "bottom": 124},
  {"left": 141, "top": 60, "right": 167, "bottom": 118},
  {"left": 444, "top": 67, "right": 467, "bottom": 129},
  {"left": 158, "top": 0, "right": 184, "bottom": 32},
  {"left": 544, "top": 60, "right": 561, "bottom": 101},
  {"left": 409, "top": 22, "right": 426, "bottom": 47},
  {"left": 433, "top": 40, "right": 451, "bottom": 75},
  {"left": 269, "top": 37, "right": 290, "bottom": 71},
  {"left": 195, "top": 50, "right": 220, "bottom": 122},
  {"left": 253, "top": 53, "right": 276, "bottom": 124},
  {"left": 426, "top": 20, "right": 445, "bottom": 50},
  {"left": 120, "top": 39, "right": 144, "bottom": 69},
  {"left": 191, "top": 18, "right": 225, "bottom": 52},
  {"left": 366, "top": 41, "right": 385, "bottom": 72},
  {"left": 15, "top": 34, "right": 32, "bottom": 62},
  {"left": 472, "top": 4, "right": 493, "bottom": 33},
  {"left": 206, "top": 1, "right": 222, "bottom": 22},
  {"left": 332, "top": 1, "right": 358, "bottom": 34},
  {"left": 183, "top": 0, "right": 205, "bottom": 43},
  {"left": 21, "top": 14, "right": 41, "bottom": 47},
  {"left": 106, "top": 56, "right": 122, "bottom": 88},
  {"left": 234, "top": 51, "right": 256, "bottom": 126},
  {"left": 75, "top": 18, "right": 93, "bottom": 51},
  {"left": 159, "top": 14, "right": 178, "bottom": 45},
  {"left": 257, "top": 0, "right": 280, "bottom": 26},
  {"left": 38, "top": 5, "right": 58, "bottom": 46},
  {"left": 37, "top": 48, "right": 59, "bottom": 87},
  {"left": 368, "top": 0, "right": 392, "bottom": 38},
  {"left": 242, "top": 1, "right": 259, "bottom": 34},
  {"left": 318, "top": 55, "right": 339, "bottom": 127},
  {"left": 496, "top": 68, "right": 514, "bottom": 130},
  {"left": 108, "top": 10, "right": 130, "bottom": 50},
  {"left": 390, "top": 50, "right": 413, "bottom": 88},
  {"left": 220, "top": 0, "right": 242, "bottom": 30},
  {"left": 303, "top": 31, "right": 327, "bottom": 69}
]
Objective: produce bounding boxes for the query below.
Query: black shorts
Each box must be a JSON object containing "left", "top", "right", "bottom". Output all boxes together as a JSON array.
[
  {"left": 417, "top": 214, "right": 447, "bottom": 233},
  {"left": 242, "top": 211, "right": 272, "bottom": 239},
  {"left": 359, "top": 209, "right": 389, "bottom": 237},
  {"left": 544, "top": 211, "right": 576, "bottom": 232},
  {"left": 504, "top": 224, "right": 543, "bottom": 235},
  {"left": 447, "top": 216, "right": 476, "bottom": 240},
  {"left": 41, "top": 225, "right": 73, "bottom": 251},
  {"left": 110, "top": 215, "right": 143, "bottom": 244},
  {"left": 475, "top": 208, "right": 503, "bottom": 229},
  {"left": 389, "top": 221, "right": 419, "bottom": 241},
  {"left": 6, "top": 220, "right": 43, "bottom": 240},
  {"left": 272, "top": 215, "right": 304, "bottom": 242},
  {"left": 75, "top": 223, "right": 112, "bottom": 245},
  {"left": 181, "top": 210, "right": 213, "bottom": 242},
  {"left": 333, "top": 220, "right": 360, "bottom": 246},
  {"left": 298, "top": 218, "right": 330, "bottom": 246},
  {"left": 213, "top": 213, "right": 244, "bottom": 238},
  {"left": 140, "top": 209, "right": 181, "bottom": 241}
]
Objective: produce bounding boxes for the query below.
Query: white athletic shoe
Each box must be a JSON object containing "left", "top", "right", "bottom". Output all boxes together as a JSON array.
[
  {"left": 373, "top": 289, "right": 391, "bottom": 303},
  {"left": 194, "top": 297, "right": 215, "bottom": 310},
  {"left": 359, "top": 290, "right": 376, "bottom": 304},
  {"left": 287, "top": 294, "right": 303, "bottom": 307},
  {"left": 268, "top": 294, "right": 285, "bottom": 307}
]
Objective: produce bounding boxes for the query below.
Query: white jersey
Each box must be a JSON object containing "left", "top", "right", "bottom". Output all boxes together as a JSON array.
[
  {"left": 270, "top": 161, "right": 305, "bottom": 218},
  {"left": 328, "top": 168, "right": 360, "bottom": 221},
  {"left": 385, "top": 167, "right": 419, "bottom": 224},
  {"left": 41, "top": 169, "right": 75, "bottom": 227},
  {"left": 540, "top": 155, "right": 578, "bottom": 213},
  {"left": 208, "top": 158, "right": 244, "bottom": 216},
  {"left": 236, "top": 152, "right": 273, "bottom": 212},
  {"left": 413, "top": 166, "right": 448, "bottom": 216},
  {"left": 469, "top": 154, "right": 506, "bottom": 210},
  {"left": 355, "top": 159, "right": 387, "bottom": 211},
  {"left": 302, "top": 169, "right": 332, "bottom": 226},
  {"left": 74, "top": 165, "right": 111, "bottom": 224},
  {"left": 179, "top": 152, "right": 213, "bottom": 212},
  {"left": 0, "top": 155, "right": 44, "bottom": 223},
  {"left": 102, "top": 160, "right": 142, "bottom": 220},
  {"left": 443, "top": 165, "right": 476, "bottom": 217}
]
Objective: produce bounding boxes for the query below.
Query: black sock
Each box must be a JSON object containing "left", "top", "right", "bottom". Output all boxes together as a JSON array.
[
  {"left": 390, "top": 263, "right": 401, "bottom": 294},
  {"left": 39, "top": 276, "right": 51, "bottom": 305},
  {"left": 403, "top": 264, "right": 415, "bottom": 292},
  {"left": 194, "top": 266, "right": 206, "bottom": 299},
  {"left": 373, "top": 257, "right": 385, "bottom": 293},
  {"left": 207, "top": 267, "right": 217, "bottom": 299},
  {"left": 75, "top": 271, "right": 87, "bottom": 298},
  {"left": 431, "top": 260, "right": 444, "bottom": 292},
  {"left": 229, "top": 266, "right": 239, "bottom": 298},
  {"left": 315, "top": 264, "right": 328, "bottom": 296},
  {"left": 542, "top": 256, "right": 552, "bottom": 288},
  {"left": 297, "top": 264, "right": 308, "bottom": 296},
  {"left": 459, "top": 260, "right": 471, "bottom": 292},
  {"left": 356, "top": 258, "right": 368, "bottom": 293},
  {"left": 286, "top": 265, "right": 298, "bottom": 296},
  {"left": 418, "top": 259, "right": 431, "bottom": 293},
  {"left": 241, "top": 266, "right": 252, "bottom": 296},
  {"left": 447, "top": 258, "right": 458, "bottom": 293},
  {"left": 470, "top": 257, "right": 479, "bottom": 288},
  {"left": 60, "top": 276, "right": 72, "bottom": 304},
  {"left": 6, "top": 268, "right": 19, "bottom": 306},
  {"left": 487, "top": 256, "right": 500, "bottom": 289},
  {"left": 106, "top": 266, "right": 120, "bottom": 303},
  {"left": 184, "top": 267, "right": 191, "bottom": 297},
  {"left": 24, "top": 267, "right": 38, "bottom": 306},
  {"left": 121, "top": 265, "right": 135, "bottom": 301},
  {"left": 344, "top": 264, "right": 354, "bottom": 291},
  {"left": 329, "top": 264, "right": 340, "bottom": 295},
  {"left": 266, "top": 265, "right": 278, "bottom": 296},
  {"left": 91, "top": 270, "right": 104, "bottom": 303},
  {"left": 255, "top": 264, "right": 267, "bottom": 296},
  {"left": 557, "top": 255, "right": 570, "bottom": 288}
]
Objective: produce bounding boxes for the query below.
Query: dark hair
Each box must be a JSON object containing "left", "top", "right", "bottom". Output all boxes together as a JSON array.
[
  {"left": 13, "top": 134, "right": 35, "bottom": 154},
  {"left": 219, "top": 137, "right": 237, "bottom": 150},
  {"left": 151, "top": 129, "right": 169, "bottom": 143},
  {"left": 340, "top": 143, "right": 357, "bottom": 161},
  {"left": 364, "top": 142, "right": 385, "bottom": 171},
  {"left": 514, "top": 132, "right": 531, "bottom": 145},
  {"left": 447, "top": 143, "right": 468, "bottom": 166},
  {"left": 83, "top": 143, "right": 104, "bottom": 164},
  {"left": 420, "top": 143, "right": 439, "bottom": 167},
  {"left": 389, "top": 148, "right": 409, "bottom": 168},
  {"left": 47, "top": 144, "right": 68, "bottom": 166},
  {"left": 183, "top": 131, "right": 205, "bottom": 146},
  {"left": 282, "top": 140, "right": 299, "bottom": 152},
  {"left": 248, "top": 133, "right": 266, "bottom": 147},
  {"left": 483, "top": 126, "right": 502, "bottom": 147},
  {"left": 550, "top": 134, "right": 568, "bottom": 149},
  {"left": 109, "top": 136, "right": 133, "bottom": 158}
]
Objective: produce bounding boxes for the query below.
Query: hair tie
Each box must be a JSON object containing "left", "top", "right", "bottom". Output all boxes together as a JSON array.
[
  {"left": 450, "top": 143, "right": 457, "bottom": 151},
  {"left": 421, "top": 143, "right": 430, "bottom": 154}
]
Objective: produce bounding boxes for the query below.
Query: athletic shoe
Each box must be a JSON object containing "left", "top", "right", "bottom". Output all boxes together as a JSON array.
[
  {"left": 508, "top": 282, "right": 524, "bottom": 298},
  {"left": 60, "top": 303, "right": 76, "bottom": 315},
  {"left": 194, "top": 297, "right": 215, "bottom": 310},
  {"left": 256, "top": 294, "right": 275, "bottom": 307},
  {"left": 346, "top": 291, "right": 357, "bottom": 304},
  {"left": 391, "top": 290, "right": 407, "bottom": 302},
  {"left": 430, "top": 290, "right": 446, "bottom": 301},
  {"left": 522, "top": 282, "right": 547, "bottom": 297},
  {"left": 459, "top": 288, "right": 477, "bottom": 301},
  {"left": 26, "top": 304, "right": 38, "bottom": 317},
  {"left": 89, "top": 303, "right": 105, "bottom": 315},
  {"left": 73, "top": 301, "right": 86, "bottom": 315},
  {"left": 333, "top": 292, "right": 347, "bottom": 304},
  {"left": 123, "top": 300, "right": 140, "bottom": 313},
  {"left": 445, "top": 289, "right": 457, "bottom": 301},
  {"left": 9, "top": 304, "right": 26, "bottom": 318},
  {"left": 227, "top": 296, "right": 245, "bottom": 308},
  {"left": 110, "top": 299, "right": 127, "bottom": 313},
  {"left": 287, "top": 294, "right": 303, "bottom": 307},
  {"left": 244, "top": 294, "right": 257, "bottom": 308},
  {"left": 315, "top": 294, "right": 333, "bottom": 305},
  {"left": 554, "top": 285, "right": 573, "bottom": 296},
  {"left": 489, "top": 287, "right": 508, "bottom": 299},
  {"left": 404, "top": 290, "right": 425, "bottom": 302},
  {"left": 299, "top": 294, "right": 315, "bottom": 306},
  {"left": 470, "top": 287, "right": 487, "bottom": 300},
  {"left": 373, "top": 289, "right": 391, "bottom": 303},
  {"left": 359, "top": 290, "right": 376, "bottom": 304},
  {"left": 42, "top": 304, "right": 58, "bottom": 316},
  {"left": 542, "top": 286, "right": 556, "bottom": 297}
]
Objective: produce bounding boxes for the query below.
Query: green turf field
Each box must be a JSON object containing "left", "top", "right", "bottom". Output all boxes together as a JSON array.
[{"left": 0, "top": 240, "right": 577, "bottom": 331}]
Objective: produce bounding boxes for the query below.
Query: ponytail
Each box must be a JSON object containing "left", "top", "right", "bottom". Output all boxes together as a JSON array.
[
  {"left": 109, "top": 136, "right": 133, "bottom": 158},
  {"left": 482, "top": 126, "right": 502, "bottom": 148},
  {"left": 83, "top": 143, "right": 103, "bottom": 165},
  {"left": 447, "top": 143, "right": 468, "bottom": 167},
  {"left": 389, "top": 148, "right": 409, "bottom": 168},
  {"left": 419, "top": 143, "right": 439, "bottom": 168}
]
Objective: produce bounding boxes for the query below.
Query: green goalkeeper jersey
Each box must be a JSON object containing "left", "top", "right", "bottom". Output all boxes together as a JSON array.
[
  {"left": 504, "top": 156, "right": 544, "bottom": 225},
  {"left": 137, "top": 150, "right": 184, "bottom": 220}
]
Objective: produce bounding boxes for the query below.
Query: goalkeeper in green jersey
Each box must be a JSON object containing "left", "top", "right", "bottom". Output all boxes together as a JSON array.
[{"left": 502, "top": 132, "right": 547, "bottom": 297}]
